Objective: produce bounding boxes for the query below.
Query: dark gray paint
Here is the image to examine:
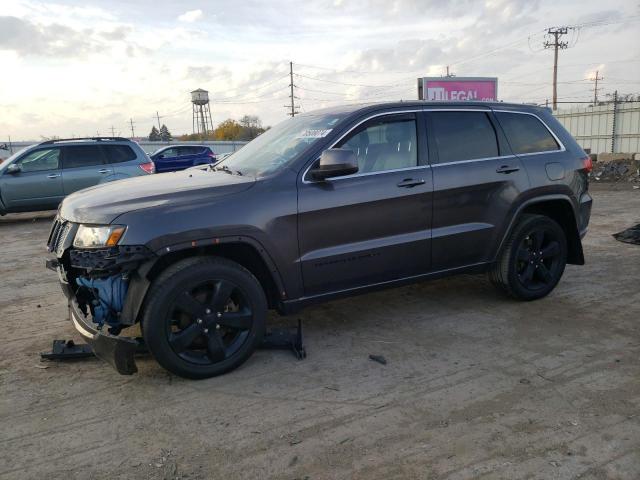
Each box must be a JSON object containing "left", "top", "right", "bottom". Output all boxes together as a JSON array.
[{"left": 54, "top": 101, "right": 592, "bottom": 311}]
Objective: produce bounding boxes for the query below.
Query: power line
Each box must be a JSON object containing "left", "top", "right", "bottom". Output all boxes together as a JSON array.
[
  {"left": 215, "top": 97, "right": 289, "bottom": 105},
  {"left": 293, "top": 72, "right": 406, "bottom": 88},
  {"left": 293, "top": 61, "right": 423, "bottom": 76},
  {"left": 567, "top": 14, "right": 640, "bottom": 29},
  {"left": 210, "top": 74, "right": 290, "bottom": 103},
  {"left": 448, "top": 30, "right": 547, "bottom": 68}
]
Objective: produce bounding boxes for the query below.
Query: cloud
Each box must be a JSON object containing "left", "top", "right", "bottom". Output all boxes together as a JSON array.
[
  {"left": 178, "top": 9, "right": 203, "bottom": 23},
  {"left": 0, "top": 16, "right": 95, "bottom": 57},
  {"left": 186, "top": 65, "right": 214, "bottom": 82},
  {"left": 99, "top": 25, "right": 134, "bottom": 41}
]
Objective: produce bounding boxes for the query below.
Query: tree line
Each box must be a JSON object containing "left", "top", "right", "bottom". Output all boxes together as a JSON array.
[{"left": 147, "top": 115, "right": 268, "bottom": 142}]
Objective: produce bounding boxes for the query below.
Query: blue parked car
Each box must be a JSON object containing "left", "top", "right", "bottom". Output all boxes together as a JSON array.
[
  {"left": 149, "top": 145, "right": 217, "bottom": 173},
  {"left": 0, "top": 137, "right": 154, "bottom": 214}
]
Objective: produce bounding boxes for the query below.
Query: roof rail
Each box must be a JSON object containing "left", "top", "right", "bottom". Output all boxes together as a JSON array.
[{"left": 40, "top": 137, "right": 131, "bottom": 145}]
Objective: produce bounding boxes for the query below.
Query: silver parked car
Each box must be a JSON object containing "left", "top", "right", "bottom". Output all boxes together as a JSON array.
[{"left": 0, "top": 137, "right": 155, "bottom": 214}]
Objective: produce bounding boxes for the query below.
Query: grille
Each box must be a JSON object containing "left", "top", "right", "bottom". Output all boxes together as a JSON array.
[{"left": 47, "top": 217, "right": 73, "bottom": 254}]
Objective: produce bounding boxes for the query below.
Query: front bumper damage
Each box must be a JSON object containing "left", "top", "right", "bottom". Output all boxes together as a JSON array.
[
  {"left": 68, "top": 295, "right": 139, "bottom": 374},
  {"left": 48, "top": 259, "right": 143, "bottom": 374},
  {"left": 46, "top": 219, "right": 155, "bottom": 375}
]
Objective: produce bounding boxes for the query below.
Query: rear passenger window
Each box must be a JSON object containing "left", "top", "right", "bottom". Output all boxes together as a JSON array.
[
  {"left": 62, "top": 146, "right": 105, "bottom": 169},
  {"left": 495, "top": 112, "right": 560, "bottom": 154},
  {"left": 103, "top": 145, "right": 137, "bottom": 163},
  {"left": 430, "top": 111, "right": 499, "bottom": 163}
]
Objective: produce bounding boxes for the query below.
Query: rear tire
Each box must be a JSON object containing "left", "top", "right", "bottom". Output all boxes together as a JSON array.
[
  {"left": 489, "top": 214, "right": 567, "bottom": 301},
  {"left": 142, "top": 256, "right": 267, "bottom": 379}
]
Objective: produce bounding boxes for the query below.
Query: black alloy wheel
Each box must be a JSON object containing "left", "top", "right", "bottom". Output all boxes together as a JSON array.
[
  {"left": 168, "top": 279, "right": 253, "bottom": 364},
  {"left": 489, "top": 214, "right": 568, "bottom": 301},
  {"left": 143, "top": 257, "right": 267, "bottom": 379},
  {"left": 515, "top": 229, "right": 563, "bottom": 292}
]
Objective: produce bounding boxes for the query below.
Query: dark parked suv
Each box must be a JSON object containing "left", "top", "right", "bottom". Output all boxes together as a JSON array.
[
  {"left": 47, "top": 102, "right": 593, "bottom": 378},
  {"left": 150, "top": 145, "right": 217, "bottom": 173}
]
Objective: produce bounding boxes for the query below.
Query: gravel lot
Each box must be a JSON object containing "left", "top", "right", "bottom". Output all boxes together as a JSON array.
[{"left": 1, "top": 184, "right": 639, "bottom": 480}]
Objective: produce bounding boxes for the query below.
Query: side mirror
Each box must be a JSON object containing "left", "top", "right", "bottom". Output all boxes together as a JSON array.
[
  {"left": 310, "top": 148, "right": 358, "bottom": 181},
  {"left": 6, "top": 164, "right": 21, "bottom": 174},
  {"left": 156, "top": 154, "right": 164, "bottom": 159}
]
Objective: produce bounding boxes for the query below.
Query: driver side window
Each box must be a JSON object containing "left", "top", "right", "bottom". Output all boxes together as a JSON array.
[
  {"left": 15, "top": 148, "right": 61, "bottom": 172},
  {"left": 337, "top": 115, "right": 417, "bottom": 174},
  {"left": 161, "top": 148, "right": 179, "bottom": 157}
]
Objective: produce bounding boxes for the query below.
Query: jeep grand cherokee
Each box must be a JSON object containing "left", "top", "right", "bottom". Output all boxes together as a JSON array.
[{"left": 46, "top": 102, "right": 593, "bottom": 379}]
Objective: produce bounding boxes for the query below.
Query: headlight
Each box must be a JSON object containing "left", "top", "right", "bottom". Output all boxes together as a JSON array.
[{"left": 73, "top": 224, "right": 126, "bottom": 248}]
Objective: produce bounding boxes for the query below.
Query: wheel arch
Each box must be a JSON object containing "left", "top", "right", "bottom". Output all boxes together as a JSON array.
[
  {"left": 497, "top": 195, "right": 584, "bottom": 265},
  {"left": 127, "top": 239, "right": 286, "bottom": 325}
]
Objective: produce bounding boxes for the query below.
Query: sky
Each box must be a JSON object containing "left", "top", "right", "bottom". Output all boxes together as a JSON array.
[{"left": 0, "top": 0, "right": 639, "bottom": 140}]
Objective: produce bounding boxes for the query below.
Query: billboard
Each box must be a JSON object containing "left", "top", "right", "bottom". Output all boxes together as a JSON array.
[{"left": 418, "top": 77, "right": 498, "bottom": 102}]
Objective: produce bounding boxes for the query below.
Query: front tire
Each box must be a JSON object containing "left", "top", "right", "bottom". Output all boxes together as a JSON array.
[
  {"left": 489, "top": 214, "right": 568, "bottom": 301},
  {"left": 142, "top": 256, "right": 267, "bottom": 379}
]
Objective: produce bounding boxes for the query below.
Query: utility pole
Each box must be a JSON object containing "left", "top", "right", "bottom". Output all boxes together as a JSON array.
[
  {"left": 543, "top": 27, "right": 569, "bottom": 111},
  {"left": 591, "top": 70, "right": 604, "bottom": 105},
  {"left": 285, "top": 61, "right": 298, "bottom": 117},
  {"left": 110, "top": 126, "right": 116, "bottom": 137},
  {"left": 129, "top": 118, "right": 136, "bottom": 138},
  {"left": 611, "top": 90, "right": 618, "bottom": 153},
  {"left": 155, "top": 111, "right": 162, "bottom": 130}
]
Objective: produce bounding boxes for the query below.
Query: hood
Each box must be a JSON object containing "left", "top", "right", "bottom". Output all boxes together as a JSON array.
[{"left": 60, "top": 169, "right": 255, "bottom": 224}]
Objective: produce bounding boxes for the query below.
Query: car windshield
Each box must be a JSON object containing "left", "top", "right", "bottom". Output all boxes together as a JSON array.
[{"left": 215, "top": 112, "right": 346, "bottom": 177}]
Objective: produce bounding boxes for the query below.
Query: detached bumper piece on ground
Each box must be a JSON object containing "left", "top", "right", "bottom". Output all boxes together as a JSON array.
[
  {"left": 613, "top": 224, "right": 640, "bottom": 245},
  {"left": 40, "top": 318, "right": 306, "bottom": 375}
]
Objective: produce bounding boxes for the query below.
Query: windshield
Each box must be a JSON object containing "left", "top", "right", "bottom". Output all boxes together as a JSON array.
[{"left": 216, "top": 112, "right": 346, "bottom": 177}]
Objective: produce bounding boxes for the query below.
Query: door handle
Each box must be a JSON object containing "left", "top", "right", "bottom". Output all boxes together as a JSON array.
[
  {"left": 496, "top": 165, "right": 520, "bottom": 174},
  {"left": 397, "top": 178, "right": 425, "bottom": 188},
  {"left": 98, "top": 168, "right": 112, "bottom": 174},
  {"left": 47, "top": 173, "right": 60, "bottom": 179}
]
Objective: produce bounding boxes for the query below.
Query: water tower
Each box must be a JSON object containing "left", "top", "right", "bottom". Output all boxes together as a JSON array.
[{"left": 191, "top": 88, "right": 214, "bottom": 138}]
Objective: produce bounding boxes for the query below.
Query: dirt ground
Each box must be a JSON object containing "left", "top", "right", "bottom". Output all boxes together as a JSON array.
[{"left": 1, "top": 184, "right": 639, "bottom": 480}]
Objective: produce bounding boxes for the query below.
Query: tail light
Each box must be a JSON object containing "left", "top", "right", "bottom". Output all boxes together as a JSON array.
[
  {"left": 139, "top": 161, "right": 155, "bottom": 174},
  {"left": 207, "top": 152, "right": 216, "bottom": 159},
  {"left": 582, "top": 155, "right": 593, "bottom": 173}
]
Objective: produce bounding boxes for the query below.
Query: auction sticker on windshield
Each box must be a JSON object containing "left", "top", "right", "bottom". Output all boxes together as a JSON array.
[{"left": 297, "top": 129, "right": 332, "bottom": 138}]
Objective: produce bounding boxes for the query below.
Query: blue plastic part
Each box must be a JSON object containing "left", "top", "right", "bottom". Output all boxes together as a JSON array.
[{"left": 76, "top": 275, "right": 129, "bottom": 327}]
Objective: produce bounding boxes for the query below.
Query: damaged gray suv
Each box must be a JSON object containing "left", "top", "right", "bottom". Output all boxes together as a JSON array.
[{"left": 47, "top": 101, "right": 593, "bottom": 379}]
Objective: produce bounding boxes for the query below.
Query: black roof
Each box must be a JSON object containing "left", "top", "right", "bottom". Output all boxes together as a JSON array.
[
  {"left": 39, "top": 137, "right": 132, "bottom": 145},
  {"left": 304, "top": 100, "right": 546, "bottom": 117}
]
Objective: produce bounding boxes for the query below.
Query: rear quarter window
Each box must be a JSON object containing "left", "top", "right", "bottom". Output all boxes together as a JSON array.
[
  {"left": 182, "top": 146, "right": 204, "bottom": 155},
  {"left": 495, "top": 112, "right": 560, "bottom": 154},
  {"left": 103, "top": 145, "right": 138, "bottom": 163}
]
